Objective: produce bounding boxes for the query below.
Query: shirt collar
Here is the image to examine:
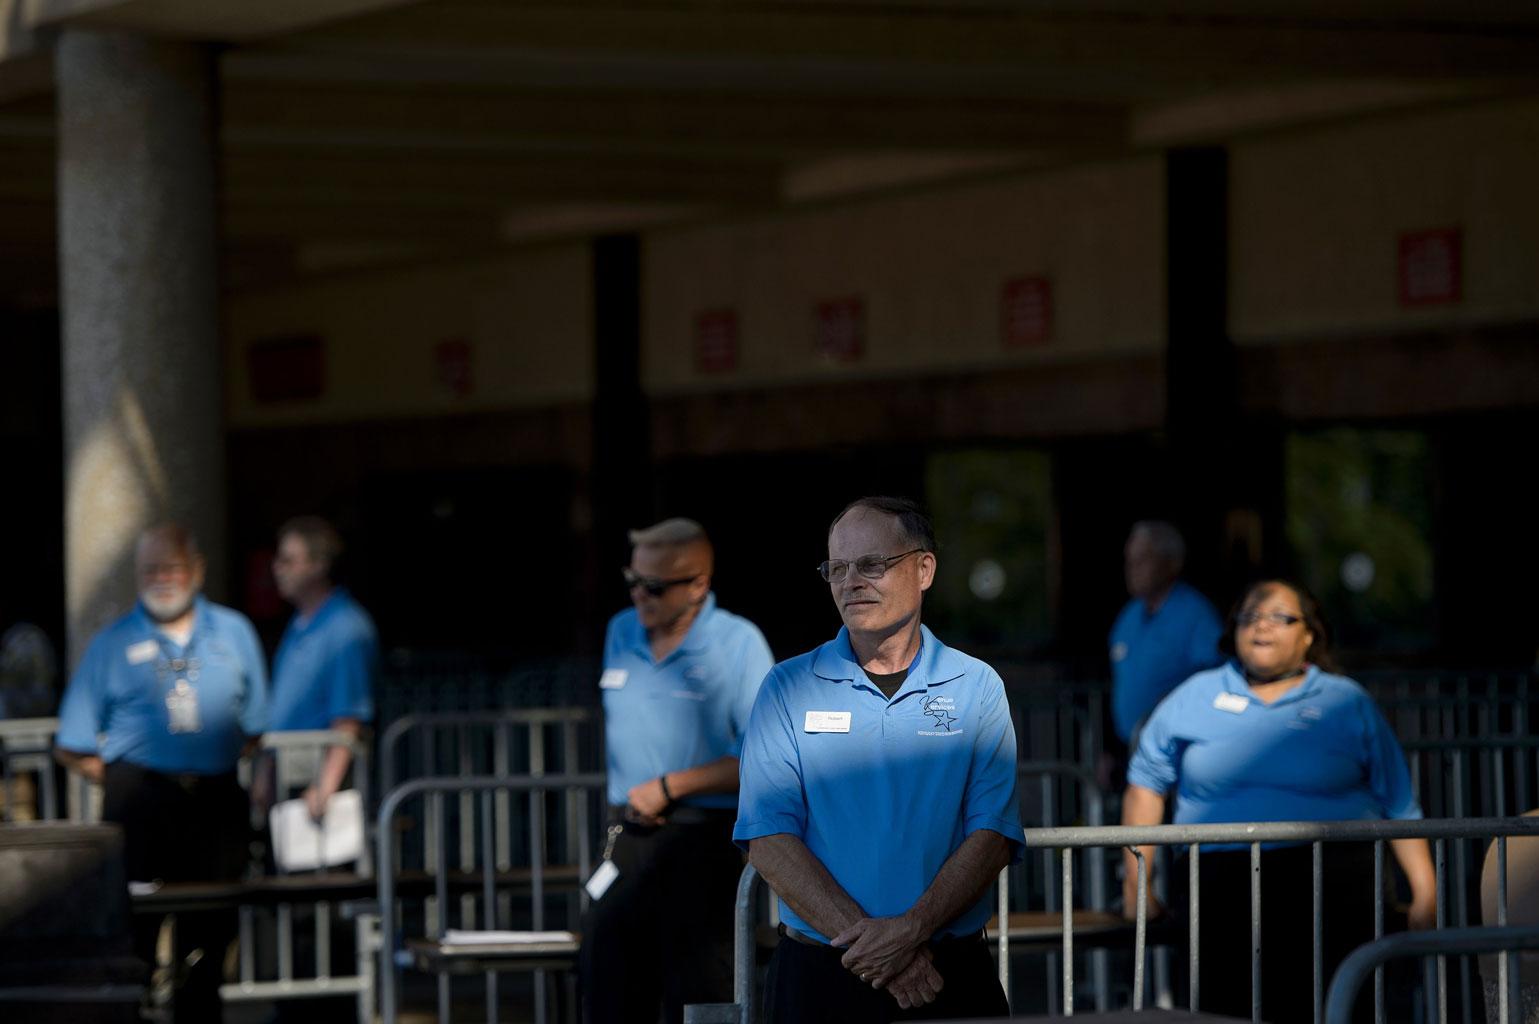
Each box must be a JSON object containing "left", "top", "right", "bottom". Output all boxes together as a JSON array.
[
  {"left": 293, "top": 587, "right": 346, "bottom": 632},
  {"left": 626, "top": 592, "right": 718, "bottom": 660},
  {"left": 1222, "top": 659, "right": 1324, "bottom": 705},
  {"left": 811, "top": 624, "right": 966, "bottom": 696}
]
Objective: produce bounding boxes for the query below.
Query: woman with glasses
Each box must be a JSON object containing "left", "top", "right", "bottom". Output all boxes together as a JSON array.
[{"left": 1120, "top": 578, "right": 1436, "bottom": 1021}]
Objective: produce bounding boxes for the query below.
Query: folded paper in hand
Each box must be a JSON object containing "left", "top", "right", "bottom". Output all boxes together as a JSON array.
[{"left": 270, "top": 789, "right": 364, "bottom": 871}]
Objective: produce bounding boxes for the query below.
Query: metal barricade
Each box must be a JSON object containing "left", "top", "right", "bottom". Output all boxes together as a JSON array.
[
  {"left": 228, "top": 729, "right": 376, "bottom": 1020},
  {"left": 1005, "top": 760, "right": 1118, "bottom": 1013},
  {"left": 375, "top": 772, "right": 607, "bottom": 1024},
  {"left": 1326, "top": 926, "right": 1539, "bottom": 1024},
  {"left": 1028, "top": 816, "right": 1539, "bottom": 1024},
  {"left": 0, "top": 717, "right": 60, "bottom": 821}
]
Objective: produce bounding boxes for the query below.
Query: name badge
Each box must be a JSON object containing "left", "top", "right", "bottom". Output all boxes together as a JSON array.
[
  {"left": 804, "top": 711, "right": 851, "bottom": 734},
  {"left": 126, "top": 640, "right": 158, "bottom": 665},
  {"left": 165, "top": 680, "right": 202, "bottom": 734},
  {"left": 598, "top": 669, "right": 628, "bottom": 690},
  {"left": 585, "top": 860, "right": 620, "bottom": 900},
  {"left": 1213, "top": 692, "right": 1250, "bottom": 715}
]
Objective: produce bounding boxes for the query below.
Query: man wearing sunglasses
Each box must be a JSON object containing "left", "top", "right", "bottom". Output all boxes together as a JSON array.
[
  {"left": 734, "top": 496, "right": 1025, "bottom": 1022},
  {"left": 579, "top": 517, "right": 774, "bottom": 1024}
]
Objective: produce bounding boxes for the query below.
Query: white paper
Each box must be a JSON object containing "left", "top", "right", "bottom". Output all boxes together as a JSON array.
[
  {"left": 270, "top": 789, "right": 365, "bottom": 871},
  {"left": 441, "top": 929, "right": 579, "bottom": 946},
  {"left": 804, "top": 710, "right": 851, "bottom": 733}
]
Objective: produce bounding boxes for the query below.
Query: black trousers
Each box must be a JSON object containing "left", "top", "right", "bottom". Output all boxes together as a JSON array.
[
  {"left": 1172, "top": 842, "right": 1396, "bottom": 1024},
  {"left": 102, "top": 760, "right": 250, "bottom": 1024},
  {"left": 578, "top": 814, "right": 742, "bottom": 1024},
  {"left": 763, "top": 931, "right": 1009, "bottom": 1024}
]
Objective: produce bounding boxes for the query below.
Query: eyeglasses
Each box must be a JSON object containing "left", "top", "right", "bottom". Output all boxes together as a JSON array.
[
  {"left": 1237, "top": 611, "right": 1303, "bottom": 628},
  {"left": 622, "top": 568, "right": 698, "bottom": 598},
  {"left": 816, "top": 549, "right": 923, "bottom": 584}
]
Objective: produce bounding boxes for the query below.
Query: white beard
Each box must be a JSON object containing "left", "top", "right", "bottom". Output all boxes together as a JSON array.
[{"left": 140, "top": 586, "right": 195, "bottom": 623}]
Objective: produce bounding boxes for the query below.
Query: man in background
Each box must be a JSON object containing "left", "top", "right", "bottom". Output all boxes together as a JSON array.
[
  {"left": 1108, "top": 520, "right": 1223, "bottom": 750},
  {"left": 266, "top": 515, "right": 377, "bottom": 819},
  {"left": 55, "top": 523, "right": 268, "bottom": 1023},
  {"left": 580, "top": 517, "right": 774, "bottom": 1024}
]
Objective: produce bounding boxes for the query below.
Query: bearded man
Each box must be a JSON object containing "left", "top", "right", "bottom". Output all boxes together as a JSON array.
[{"left": 55, "top": 522, "right": 268, "bottom": 1024}]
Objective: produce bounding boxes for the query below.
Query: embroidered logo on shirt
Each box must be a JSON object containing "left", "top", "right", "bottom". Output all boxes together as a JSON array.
[{"left": 918, "top": 695, "right": 961, "bottom": 736}]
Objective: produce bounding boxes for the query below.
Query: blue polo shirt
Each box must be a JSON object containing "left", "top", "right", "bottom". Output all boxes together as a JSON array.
[
  {"left": 733, "top": 625, "right": 1025, "bottom": 943},
  {"left": 56, "top": 597, "right": 269, "bottom": 775},
  {"left": 268, "top": 588, "right": 378, "bottom": 731},
  {"left": 1128, "top": 662, "right": 1421, "bottom": 847},
  {"left": 601, "top": 593, "right": 774, "bottom": 809},
  {"left": 1109, "top": 581, "right": 1224, "bottom": 742}
]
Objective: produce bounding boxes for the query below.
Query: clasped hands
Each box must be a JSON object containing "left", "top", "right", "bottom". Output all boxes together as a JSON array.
[{"left": 831, "top": 913, "right": 944, "bottom": 1010}]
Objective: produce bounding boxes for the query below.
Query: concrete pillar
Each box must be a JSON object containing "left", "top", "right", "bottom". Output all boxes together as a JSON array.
[{"left": 56, "top": 31, "right": 224, "bottom": 665}]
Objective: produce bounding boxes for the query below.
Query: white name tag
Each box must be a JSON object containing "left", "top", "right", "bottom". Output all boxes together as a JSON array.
[
  {"left": 585, "top": 859, "right": 620, "bottom": 900},
  {"left": 1213, "top": 692, "right": 1250, "bottom": 714},
  {"left": 125, "top": 640, "right": 158, "bottom": 665},
  {"left": 804, "top": 711, "right": 851, "bottom": 733},
  {"left": 598, "top": 669, "right": 628, "bottom": 690}
]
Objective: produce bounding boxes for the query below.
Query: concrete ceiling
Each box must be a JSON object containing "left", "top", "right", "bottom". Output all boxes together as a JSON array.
[{"left": 1, "top": 0, "right": 1537, "bottom": 305}]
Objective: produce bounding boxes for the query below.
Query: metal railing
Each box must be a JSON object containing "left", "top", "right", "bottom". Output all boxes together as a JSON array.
[
  {"left": 1326, "top": 926, "right": 1539, "bottom": 1024},
  {"left": 375, "top": 772, "right": 607, "bottom": 1024},
  {"left": 0, "top": 717, "right": 60, "bottom": 820},
  {"left": 1028, "top": 817, "right": 1539, "bottom": 1023}
]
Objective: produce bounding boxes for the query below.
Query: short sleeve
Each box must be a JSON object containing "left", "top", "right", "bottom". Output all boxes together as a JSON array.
[
  {"left": 55, "top": 636, "right": 110, "bottom": 754},
  {"left": 233, "top": 617, "right": 270, "bottom": 737},
  {"left": 732, "top": 669, "right": 807, "bottom": 849},
  {"left": 1127, "top": 692, "right": 1181, "bottom": 795},
  {"left": 325, "top": 623, "right": 377, "bottom": 724},
  {"left": 961, "top": 671, "right": 1026, "bottom": 864},
  {"left": 726, "top": 626, "right": 775, "bottom": 756},
  {"left": 1361, "top": 694, "right": 1422, "bottom": 820}
]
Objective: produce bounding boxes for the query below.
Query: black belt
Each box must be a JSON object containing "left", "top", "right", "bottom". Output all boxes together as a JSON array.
[{"left": 607, "top": 804, "right": 736, "bottom": 827}]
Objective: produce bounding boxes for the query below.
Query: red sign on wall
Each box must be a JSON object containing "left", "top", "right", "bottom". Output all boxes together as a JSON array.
[
  {"left": 1398, "top": 227, "right": 1462, "bottom": 307},
  {"left": 814, "top": 297, "right": 865, "bottom": 364},
  {"left": 1001, "top": 276, "right": 1053, "bottom": 348},
  {"left": 435, "top": 338, "right": 474, "bottom": 397},
  {"left": 694, "top": 309, "right": 739, "bottom": 374}
]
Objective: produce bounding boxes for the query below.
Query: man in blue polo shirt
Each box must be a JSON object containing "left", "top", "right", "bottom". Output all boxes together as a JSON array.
[
  {"left": 579, "top": 517, "right": 774, "bottom": 1024},
  {"left": 55, "top": 523, "right": 268, "bottom": 1023},
  {"left": 266, "top": 516, "right": 378, "bottom": 820},
  {"left": 1108, "top": 520, "right": 1223, "bottom": 747},
  {"left": 735, "top": 496, "right": 1025, "bottom": 1022}
]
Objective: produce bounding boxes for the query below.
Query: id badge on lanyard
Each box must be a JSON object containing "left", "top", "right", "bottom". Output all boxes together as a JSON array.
[
  {"left": 585, "top": 824, "right": 623, "bottom": 900},
  {"left": 160, "top": 652, "right": 204, "bottom": 734}
]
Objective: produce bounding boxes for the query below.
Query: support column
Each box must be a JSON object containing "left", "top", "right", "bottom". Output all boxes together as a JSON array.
[
  {"left": 590, "top": 234, "right": 654, "bottom": 583},
  {"left": 1165, "top": 146, "right": 1281, "bottom": 596},
  {"left": 56, "top": 31, "right": 224, "bottom": 665}
]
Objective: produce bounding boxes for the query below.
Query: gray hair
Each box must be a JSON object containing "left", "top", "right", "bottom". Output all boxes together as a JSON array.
[
  {"left": 1130, "top": 520, "right": 1185, "bottom": 567},
  {"left": 628, "top": 517, "right": 708, "bottom": 548}
]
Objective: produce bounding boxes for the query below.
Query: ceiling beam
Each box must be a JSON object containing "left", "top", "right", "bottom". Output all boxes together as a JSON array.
[
  {"left": 221, "top": 84, "right": 1129, "bottom": 158},
  {"left": 26, "top": 0, "right": 417, "bottom": 41},
  {"left": 250, "top": 4, "right": 1539, "bottom": 95}
]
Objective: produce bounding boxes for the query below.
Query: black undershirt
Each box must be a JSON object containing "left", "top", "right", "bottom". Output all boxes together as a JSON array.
[{"left": 865, "top": 668, "right": 909, "bottom": 700}]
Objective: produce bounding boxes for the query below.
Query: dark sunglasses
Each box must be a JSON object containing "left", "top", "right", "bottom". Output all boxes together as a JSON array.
[{"left": 622, "top": 567, "right": 698, "bottom": 597}]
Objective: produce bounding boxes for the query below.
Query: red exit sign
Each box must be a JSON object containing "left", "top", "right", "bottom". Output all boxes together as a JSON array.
[
  {"left": 814, "top": 296, "right": 865, "bottom": 364},
  {"left": 694, "top": 309, "right": 739, "bottom": 374},
  {"left": 1398, "top": 227, "right": 1462, "bottom": 307},
  {"left": 1001, "top": 275, "right": 1053, "bottom": 347}
]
